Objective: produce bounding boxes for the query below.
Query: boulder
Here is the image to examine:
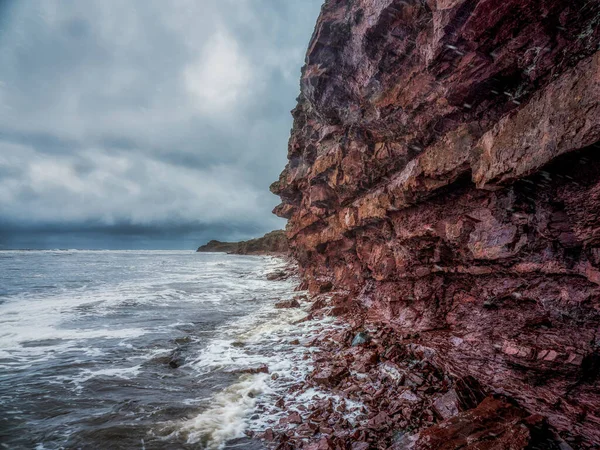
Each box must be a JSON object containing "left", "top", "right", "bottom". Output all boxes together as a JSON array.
[
  {"left": 267, "top": 270, "right": 287, "bottom": 281},
  {"left": 275, "top": 298, "right": 301, "bottom": 309},
  {"left": 351, "top": 332, "right": 371, "bottom": 347},
  {"left": 432, "top": 390, "right": 461, "bottom": 420},
  {"left": 310, "top": 365, "right": 348, "bottom": 387}
]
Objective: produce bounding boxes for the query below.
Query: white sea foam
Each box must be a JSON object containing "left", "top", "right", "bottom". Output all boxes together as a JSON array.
[
  {"left": 0, "top": 253, "right": 291, "bottom": 369},
  {"left": 1, "top": 251, "right": 343, "bottom": 448},
  {"left": 179, "top": 287, "right": 363, "bottom": 449},
  {"left": 53, "top": 365, "right": 143, "bottom": 392},
  {"left": 183, "top": 374, "right": 271, "bottom": 448}
]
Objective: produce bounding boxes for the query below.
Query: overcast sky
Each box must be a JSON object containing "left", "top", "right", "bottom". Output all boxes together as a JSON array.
[{"left": 0, "top": 0, "right": 322, "bottom": 249}]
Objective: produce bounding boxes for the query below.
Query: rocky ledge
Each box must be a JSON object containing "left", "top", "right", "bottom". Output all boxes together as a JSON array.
[
  {"left": 196, "top": 230, "right": 288, "bottom": 255},
  {"left": 272, "top": 0, "right": 600, "bottom": 447}
]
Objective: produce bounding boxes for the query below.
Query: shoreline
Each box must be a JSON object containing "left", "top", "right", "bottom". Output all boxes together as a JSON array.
[{"left": 245, "top": 268, "right": 577, "bottom": 450}]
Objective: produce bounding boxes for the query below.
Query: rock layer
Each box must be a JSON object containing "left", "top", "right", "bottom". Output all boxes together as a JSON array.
[{"left": 273, "top": 0, "right": 600, "bottom": 446}]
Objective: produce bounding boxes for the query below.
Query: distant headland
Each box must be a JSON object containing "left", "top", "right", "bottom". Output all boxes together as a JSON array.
[{"left": 196, "top": 230, "right": 288, "bottom": 255}]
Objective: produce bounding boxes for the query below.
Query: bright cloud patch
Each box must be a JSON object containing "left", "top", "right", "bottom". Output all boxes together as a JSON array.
[{"left": 185, "top": 31, "right": 252, "bottom": 113}]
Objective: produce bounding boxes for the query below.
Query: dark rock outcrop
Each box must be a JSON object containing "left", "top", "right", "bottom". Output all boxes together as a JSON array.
[
  {"left": 273, "top": 0, "right": 600, "bottom": 447},
  {"left": 196, "top": 230, "right": 288, "bottom": 255},
  {"left": 274, "top": 298, "right": 301, "bottom": 309},
  {"left": 410, "top": 396, "right": 562, "bottom": 450}
]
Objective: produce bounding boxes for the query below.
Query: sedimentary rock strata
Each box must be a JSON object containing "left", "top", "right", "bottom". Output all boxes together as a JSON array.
[{"left": 273, "top": 0, "right": 600, "bottom": 446}]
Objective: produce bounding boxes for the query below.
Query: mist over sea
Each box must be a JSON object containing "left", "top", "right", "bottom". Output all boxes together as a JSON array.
[{"left": 0, "top": 250, "right": 323, "bottom": 449}]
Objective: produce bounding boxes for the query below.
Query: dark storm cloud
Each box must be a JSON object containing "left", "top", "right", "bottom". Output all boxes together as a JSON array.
[{"left": 0, "top": 0, "right": 322, "bottom": 248}]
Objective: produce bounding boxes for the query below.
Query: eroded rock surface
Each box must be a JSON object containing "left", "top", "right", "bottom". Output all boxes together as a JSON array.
[{"left": 273, "top": 0, "right": 600, "bottom": 446}]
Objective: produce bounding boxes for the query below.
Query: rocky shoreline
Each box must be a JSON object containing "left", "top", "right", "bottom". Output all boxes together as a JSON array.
[{"left": 248, "top": 279, "right": 579, "bottom": 450}]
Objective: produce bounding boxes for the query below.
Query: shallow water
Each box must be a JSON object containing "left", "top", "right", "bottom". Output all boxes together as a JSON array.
[{"left": 0, "top": 250, "right": 317, "bottom": 449}]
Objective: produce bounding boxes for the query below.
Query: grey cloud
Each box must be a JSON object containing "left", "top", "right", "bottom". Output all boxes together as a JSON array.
[{"left": 0, "top": 0, "right": 323, "bottom": 248}]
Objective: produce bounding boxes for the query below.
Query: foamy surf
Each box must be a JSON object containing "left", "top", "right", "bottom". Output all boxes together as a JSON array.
[
  {"left": 183, "top": 374, "right": 272, "bottom": 448},
  {"left": 1, "top": 251, "right": 359, "bottom": 449},
  {"left": 173, "top": 291, "right": 313, "bottom": 448},
  {"left": 175, "top": 288, "right": 364, "bottom": 449},
  {"left": 0, "top": 251, "right": 303, "bottom": 449}
]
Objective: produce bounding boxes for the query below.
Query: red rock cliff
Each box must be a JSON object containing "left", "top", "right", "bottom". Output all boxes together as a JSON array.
[{"left": 272, "top": 0, "right": 600, "bottom": 446}]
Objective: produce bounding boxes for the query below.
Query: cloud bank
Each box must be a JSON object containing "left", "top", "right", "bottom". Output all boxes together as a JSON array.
[{"left": 0, "top": 0, "right": 322, "bottom": 248}]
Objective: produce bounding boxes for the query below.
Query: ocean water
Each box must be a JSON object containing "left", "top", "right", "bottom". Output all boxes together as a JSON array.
[{"left": 0, "top": 250, "right": 326, "bottom": 449}]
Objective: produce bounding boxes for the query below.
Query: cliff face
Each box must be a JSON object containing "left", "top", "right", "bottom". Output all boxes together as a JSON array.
[
  {"left": 273, "top": 0, "right": 600, "bottom": 446},
  {"left": 196, "top": 230, "right": 288, "bottom": 255}
]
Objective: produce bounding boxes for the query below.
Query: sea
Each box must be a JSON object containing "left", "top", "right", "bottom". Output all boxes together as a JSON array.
[{"left": 0, "top": 250, "right": 332, "bottom": 449}]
